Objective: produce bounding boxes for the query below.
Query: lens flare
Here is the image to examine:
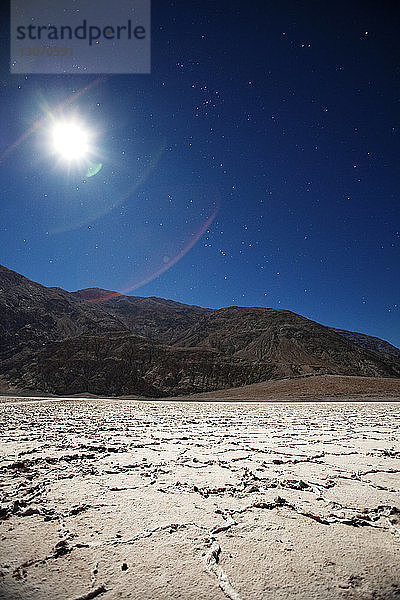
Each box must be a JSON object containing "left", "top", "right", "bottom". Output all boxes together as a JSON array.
[{"left": 86, "top": 162, "right": 103, "bottom": 178}]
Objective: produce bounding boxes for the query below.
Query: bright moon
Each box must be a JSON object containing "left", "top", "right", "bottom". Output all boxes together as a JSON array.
[{"left": 51, "top": 120, "right": 90, "bottom": 162}]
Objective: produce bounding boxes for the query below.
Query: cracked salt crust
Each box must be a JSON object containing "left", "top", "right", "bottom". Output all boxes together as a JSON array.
[{"left": 0, "top": 398, "right": 399, "bottom": 600}]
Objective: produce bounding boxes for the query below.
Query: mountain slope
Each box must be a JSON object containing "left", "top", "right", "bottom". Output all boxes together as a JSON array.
[
  {"left": 0, "top": 265, "right": 126, "bottom": 361},
  {"left": 0, "top": 265, "right": 399, "bottom": 397},
  {"left": 333, "top": 328, "right": 400, "bottom": 362}
]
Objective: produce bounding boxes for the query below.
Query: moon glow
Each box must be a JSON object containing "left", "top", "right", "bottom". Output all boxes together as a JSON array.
[{"left": 51, "top": 120, "right": 90, "bottom": 162}]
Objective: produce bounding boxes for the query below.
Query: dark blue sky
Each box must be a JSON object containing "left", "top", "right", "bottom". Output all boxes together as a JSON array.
[{"left": 1, "top": 1, "right": 399, "bottom": 347}]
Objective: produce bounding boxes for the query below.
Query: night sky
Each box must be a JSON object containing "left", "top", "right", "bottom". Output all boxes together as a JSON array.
[{"left": 1, "top": 1, "right": 399, "bottom": 347}]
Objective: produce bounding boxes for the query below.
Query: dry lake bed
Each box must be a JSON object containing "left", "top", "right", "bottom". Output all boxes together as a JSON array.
[{"left": 0, "top": 397, "right": 399, "bottom": 600}]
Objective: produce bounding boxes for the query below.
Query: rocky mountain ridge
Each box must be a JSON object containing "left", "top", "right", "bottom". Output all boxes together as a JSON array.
[{"left": 0, "top": 264, "right": 399, "bottom": 397}]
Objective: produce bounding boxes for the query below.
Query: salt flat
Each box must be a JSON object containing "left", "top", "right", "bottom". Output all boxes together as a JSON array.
[{"left": 0, "top": 398, "right": 399, "bottom": 600}]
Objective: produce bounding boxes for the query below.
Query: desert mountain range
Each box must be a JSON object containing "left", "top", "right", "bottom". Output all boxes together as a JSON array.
[{"left": 0, "top": 263, "right": 399, "bottom": 397}]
